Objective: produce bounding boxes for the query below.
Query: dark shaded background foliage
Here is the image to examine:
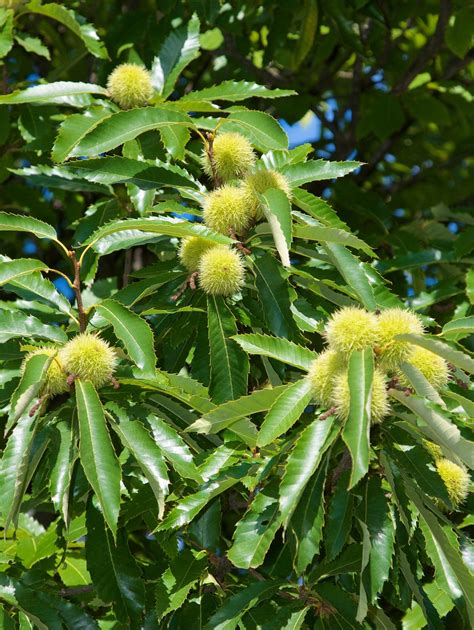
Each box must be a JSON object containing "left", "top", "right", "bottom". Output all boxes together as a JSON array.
[{"left": 2, "top": 0, "right": 473, "bottom": 320}]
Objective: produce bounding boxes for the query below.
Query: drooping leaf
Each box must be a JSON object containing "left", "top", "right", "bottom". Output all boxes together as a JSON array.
[
  {"left": 83, "top": 216, "right": 231, "bottom": 254},
  {"left": 294, "top": 225, "right": 376, "bottom": 258},
  {"left": 279, "top": 416, "right": 338, "bottom": 527},
  {"left": 86, "top": 504, "right": 145, "bottom": 626},
  {"left": 253, "top": 252, "right": 295, "bottom": 339},
  {"left": 204, "top": 580, "right": 282, "bottom": 630},
  {"left": 7, "top": 351, "right": 53, "bottom": 431},
  {"left": 49, "top": 419, "right": 76, "bottom": 524},
  {"left": 0, "top": 310, "right": 67, "bottom": 344},
  {"left": 289, "top": 455, "right": 328, "bottom": 574},
  {"left": 324, "top": 243, "right": 377, "bottom": 310},
  {"left": 146, "top": 414, "right": 201, "bottom": 481},
  {"left": 75, "top": 380, "right": 121, "bottom": 536},
  {"left": 232, "top": 333, "right": 316, "bottom": 370},
  {"left": 390, "top": 390, "right": 473, "bottom": 469},
  {"left": 0, "top": 81, "right": 107, "bottom": 105},
  {"left": 106, "top": 403, "right": 169, "bottom": 519},
  {"left": 363, "top": 477, "right": 395, "bottom": 603},
  {"left": 221, "top": 109, "right": 288, "bottom": 151},
  {"left": 155, "top": 549, "right": 207, "bottom": 620},
  {"left": 396, "top": 334, "right": 474, "bottom": 374},
  {"left": 0, "top": 212, "right": 58, "bottom": 240},
  {"left": 0, "top": 413, "right": 37, "bottom": 530},
  {"left": 281, "top": 159, "right": 361, "bottom": 186},
  {"left": 342, "top": 349, "right": 374, "bottom": 489},
  {"left": 0, "top": 258, "right": 49, "bottom": 286},
  {"left": 25, "top": 0, "right": 108, "bottom": 58},
  {"left": 151, "top": 14, "right": 200, "bottom": 98},
  {"left": 187, "top": 385, "right": 288, "bottom": 435},
  {"left": 257, "top": 378, "right": 313, "bottom": 447},
  {"left": 207, "top": 295, "right": 249, "bottom": 404},
  {"left": 262, "top": 188, "right": 293, "bottom": 267},
  {"left": 70, "top": 108, "right": 194, "bottom": 157},
  {"left": 227, "top": 483, "right": 282, "bottom": 569},
  {"left": 95, "top": 299, "right": 156, "bottom": 377},
  {"left": 52, "top": 108, "right": 112, "bottom": 162}
]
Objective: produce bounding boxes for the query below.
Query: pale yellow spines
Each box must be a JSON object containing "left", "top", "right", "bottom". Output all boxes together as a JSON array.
[{"left": 107, "top": 63, "right": 154, "bottom": 109}]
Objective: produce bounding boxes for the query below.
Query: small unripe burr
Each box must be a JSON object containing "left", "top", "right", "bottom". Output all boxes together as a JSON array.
[
  {"left": 423, "top": 440, "right": 443, "bottom": 460},
  {"left": 397, "top": 346, "right": 449, "bottom": 390},
  {"left": 436, "top": 458, "right": 470, "bottom": 508},
  {"left": 59, "top": 333, "right": 117, "bottom": 389},
  {"left": 178, "top": 237, "right": 217, "bottom": 272},
  {"left": 0, "top": 0, "right": 25, "bottom": 8},
  {"left": 198, "top": 246, "right": 245, "bottom": 296},
  {"left": 243, "top": 169, "right": 291, "bottom": 219},
  {"left": 324, "top": 306, "right": 378, "bottom": 354},
  {"left": 307, "top": 349, "right": 345, "bottom": 407},
  {"left": 203, "top": 184, "right": 254, "bottom": 235},
  {"left": 202, "top": 132, "right": 256, "bottom": 182},
  {"left": 107, "top": 63, "right": 154, "bottom": 110},
  {"left": 376, "top": 308, "right": 424, "bottom": 368},
  {"left": 22, "top": 347, "right": 68, "bottom": 398},
  {"left": 331, "top": 368, "right": 390, "bottom": 423}
]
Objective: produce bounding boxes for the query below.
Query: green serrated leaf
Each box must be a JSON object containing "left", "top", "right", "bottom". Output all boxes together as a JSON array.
[
  {"left": 207, "top": 295, "right": 249, "bottom": 404},
  {"left": 107, "top": 403, "right": 169, "bottom": 519},
  {"left": 86, "top": 504, "right": 144, "bottom": 625},
  {"left": 279, "top": 416, "right": 338, "bottom": 527},
  {"left": 155, "top": 549, "right": 207, "bottom": 619},
  {"left": 221, "top": 109, "right": 288, "bottom": 151},
  {"left": 257, "top": 378, "right": 313, "bottom": 447},
  {"left": 70, "top": 107, "right": 194, "bottom": 157},
  {"left": 342, "top": 349, "right": 374, "bottom": 489},
  {"left": 262, "top": 187, "right": 293, "bottom": 267},
  {"left": 25, "top": 0, "right": 108, "bottom": 59},
  {"left": 95, "top": 299, "right": 156, "bottom": 377},
  {"left": 0, "top": 310, "right": 67, "bottom": 344},
  {"left": 227, "top": 483, "right": 282, "bottom": 569},
  {"left": 75, "top": 380, "right": 121, "bottom": 536},
  {"left": 232, "top": 333, "right": 316, "bottom": 370}
]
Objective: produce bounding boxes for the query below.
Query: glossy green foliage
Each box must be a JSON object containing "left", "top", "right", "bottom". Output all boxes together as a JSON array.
[{"left": 0, "top": 2, "right": 472, "bottom": 628}]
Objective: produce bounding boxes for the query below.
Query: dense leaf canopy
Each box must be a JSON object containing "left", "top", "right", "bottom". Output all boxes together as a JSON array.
[{"left": 0, "top": 1, "right": 472, "bottom": 628}]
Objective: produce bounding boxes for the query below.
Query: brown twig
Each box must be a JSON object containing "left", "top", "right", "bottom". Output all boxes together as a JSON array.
[
  {"left": 29, "top": 396, "right": 45, "bottom": 417},
  {"left": 59, "top": 585, "right": 94, "bottom": 597},
  {"left": 171, "top": 272, "right": 199, "bottom": 302},
  {"left": 319, "top": 406, "right": 337, "bottom": 421},
  {"left": 68, "top": 251, "right": 87, "bottom": 332},
  {"left": 205, "top": 132, "right": 222, "bottom": 188}
]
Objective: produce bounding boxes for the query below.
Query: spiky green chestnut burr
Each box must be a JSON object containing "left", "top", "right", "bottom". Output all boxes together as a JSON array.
[
  {"left": 198, "top": 246, "right": 245, "bottom": 296},
  {"left": 331, "top": 368, "right": 389, "bottom": 423},
  {"left": 423, "top": 440, "right": 443, "bottom": 460},
  {"left": 178, "top": 237, "right": 217, "bottom": 272},
  {"left": 107, "top": 63, "right": 154, "bottom": 109},
  {"left": 397, "top": 346, "right": 449, "bottom": 389},
  {"left": 22, "top": 347, "right": 68, "bottom": 397},
  {"left": 436, "top": 458, "right": 470, "bottom": 508},
  {"left": 243, "top": 169, "right": 291, "bottom": 219},
  {"left": 307, "top": 349, "right": 346, "bottom": 407},
  {"left": 0, "top": 0, "right": 25, "bottom": 8},
  {"left": 59, "top": 333, "right": 117, "bottom": 389},
  {"left": 202, "top": 132, "right": 256, "bottom": 182},
  {"left": 203, "top": 184, "right": 254, "bottom": 235},
  {"left": 376, "top": 308, "right": 424, "bottom": 368},
  {"left": 324, "top": 306, "right": 378, "bottom": 354}
]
